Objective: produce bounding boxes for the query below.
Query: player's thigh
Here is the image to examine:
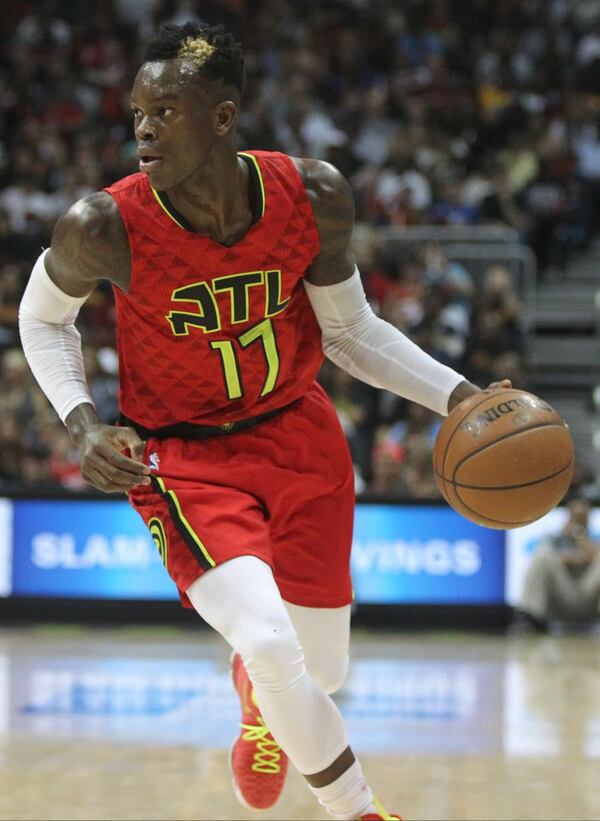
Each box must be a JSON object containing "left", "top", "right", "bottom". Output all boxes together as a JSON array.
[
  {"left": 268, "top": 443, "right": 355, "bottom": 608},
  {"left": 130, "top": 473, "right": 272, "bottom": 605},
  {"left": 283, "top": 600, "right": 351, "bottom": 694},
  {"left": 255, "top": 382, "right": 355, "bottom": 609}
]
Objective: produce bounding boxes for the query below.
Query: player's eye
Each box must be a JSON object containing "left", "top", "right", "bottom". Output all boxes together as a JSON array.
[
  {"left": 157, "top": 107, "right": 174, "bottom": 117},
  {"left": 131, "top": 108, "right": 142, "bottom": 118}
]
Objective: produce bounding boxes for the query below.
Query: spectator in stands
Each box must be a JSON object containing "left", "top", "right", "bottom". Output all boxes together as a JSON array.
[
  {"left": 0, "top": 412, "right": 24, "bottom": 487},
  {"left": 0, "top": 262, "right": 26, "bottom": 350},
  {"left": 515, "top": 497, "right": 600, "bottom": 632},
  {"left": 0, "top": 208, "right": 35, "bottom": 265},
  {"left": 369, "top": 149, "right": 433, "bottom": 227},
  {"left": 372, "top": 402, "right": 441, "bottom": 498},
  {"left": 570, "top": 97, "right": 600, "bottom": 247},
  {"left": 479, "top": 161, "right": 531, "bottom": 238},
  {"left": 318, "top": 359, "right": 377, "bottom": 491},
  {"left": 378, "top": 255, "right": 426, "bottom": 335},
  {"left": 46, "top": 426, "right": 89, "bottom": 491},
  {"left": 370, "top": 427, "right": 405, "bottom": 494},
  {"left": 467, "top": 264, "right": 524, "bottom": 385},
  {"left": 0, "top": 348, "right": 34, "bottom": 420},
  {"left": 0, "top": 173, "right": 54, "bottom": 239},
  {"left": 430, "top": 173, "right": 479, "bottom": 226},
  {"left": 520, "top": 158, "right": 585, "bottom": 277},
  {"left": 415, "top": 244, "right": 474, "bottom": 371},
  {"left": 83, "top": 346, "right": 120, "bottom": 425}
]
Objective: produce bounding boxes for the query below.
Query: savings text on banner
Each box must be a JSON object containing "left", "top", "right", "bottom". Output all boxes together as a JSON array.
[
  {"left": 352, "top": 505, "right": 505, "bottom": 604},
  {"left": 10, "top": 500, "right": 506, "bottom": 604}
]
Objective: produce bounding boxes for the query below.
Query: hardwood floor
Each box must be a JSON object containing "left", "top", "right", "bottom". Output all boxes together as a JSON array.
[{"left": 0, "top": 627, "right": 598, "bottom": 820}]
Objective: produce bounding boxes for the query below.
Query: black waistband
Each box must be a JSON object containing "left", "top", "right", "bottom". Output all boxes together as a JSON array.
[{"left": 119, "top": 399, "right": 300, "bottom": 441}]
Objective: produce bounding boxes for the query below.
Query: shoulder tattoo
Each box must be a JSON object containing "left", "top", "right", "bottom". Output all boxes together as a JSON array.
[
  {"left": 293, "top": 158, "right": 355, "bottom": 260},
  {"left": 50, "top": 192, "right": 130, "bottom": 289}
]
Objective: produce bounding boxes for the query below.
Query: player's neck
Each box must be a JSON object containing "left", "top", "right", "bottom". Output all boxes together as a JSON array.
[{"left": 164, "top": 149, "right": 252, "bottom": 245}]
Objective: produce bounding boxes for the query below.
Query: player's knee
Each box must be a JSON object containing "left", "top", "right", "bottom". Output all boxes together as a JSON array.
[
  {"left": 308, "top": 652, "right": 349, "bottom": 694},
  {"left": 239, "top": 622, "right": 305, "bottom": 692}
]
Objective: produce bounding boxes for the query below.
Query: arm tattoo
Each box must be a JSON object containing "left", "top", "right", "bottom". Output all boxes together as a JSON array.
[
  {"left": 49, "top": 192, "right": 130, "bottom": 294},
  {"left": 293, "top": 157, "right": 356, "bottom": 284}
]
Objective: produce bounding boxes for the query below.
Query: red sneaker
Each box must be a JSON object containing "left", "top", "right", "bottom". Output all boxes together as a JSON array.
[
  {"left": 229, "top": 652, "right": 289, "bottom": 809},
  {"left": 361, "top": 796, "right": 403, "bottom": 819}
]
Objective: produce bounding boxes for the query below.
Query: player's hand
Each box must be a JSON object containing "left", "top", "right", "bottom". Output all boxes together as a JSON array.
[
  {"left": 448, "top": 378, "right": 512, "bottom": 413},
  {"left": 74, "top": 423, "right": 151, "bottom": 493},
  {"left": 484, "top": 379, "right": 513, "bottom": 392}
]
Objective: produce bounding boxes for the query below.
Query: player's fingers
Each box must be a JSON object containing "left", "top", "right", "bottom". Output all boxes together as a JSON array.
[
  {"left": 94, "top": 439, "right": 151, "bottom": 476},
  {"left": 112, "top": 427, "right": 147, "bottom": 463},
  {"left": 84, "top": 465, "right": 150, "bottom": 493},
  {"left": 81, "top": 466, "right": 132, "bottom": 494},
  {"left": 82, "top": 443, "right": 151, "bottom": 487},
  {"left": 485, "top": 379, "right": 512, "bottom": 391},
  {"left": 106, "top": 465, "right": 151, "bottom": 487}
]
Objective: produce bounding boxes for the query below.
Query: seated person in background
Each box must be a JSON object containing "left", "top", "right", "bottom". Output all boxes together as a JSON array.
[{"left": 516, "top": 497, "right": 600, "bottom": 632}]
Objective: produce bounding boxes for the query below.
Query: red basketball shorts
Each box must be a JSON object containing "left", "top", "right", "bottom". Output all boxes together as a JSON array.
[{"left": 128, "top": 382, "right": 355, "bottom": 608}]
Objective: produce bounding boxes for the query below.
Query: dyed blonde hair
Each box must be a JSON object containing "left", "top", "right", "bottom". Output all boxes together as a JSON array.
[
  {"left": 178, "top": 36, "right": 217, "bottom": 68},
  {"left": 144, "top": 23, "right": 245, "bottom": 95}
]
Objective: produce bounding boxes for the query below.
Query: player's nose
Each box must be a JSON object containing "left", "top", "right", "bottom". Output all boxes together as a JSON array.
[{"left": 135, "top": 115, "right": 157, "bottom": 141}]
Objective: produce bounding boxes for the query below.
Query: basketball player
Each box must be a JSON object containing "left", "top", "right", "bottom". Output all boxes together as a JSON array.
[{"left": 19, "top": 23, "right": 509, "bottom": 821}]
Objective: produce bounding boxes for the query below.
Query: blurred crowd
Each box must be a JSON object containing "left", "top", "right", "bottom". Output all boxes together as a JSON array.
[{"left": 1, "top": 0, "right": 600, "bottom": 494}]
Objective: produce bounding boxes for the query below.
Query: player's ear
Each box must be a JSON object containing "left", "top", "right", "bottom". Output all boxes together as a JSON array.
[{"left": 215, "top": 100, "right": 237, "bottom": 136}]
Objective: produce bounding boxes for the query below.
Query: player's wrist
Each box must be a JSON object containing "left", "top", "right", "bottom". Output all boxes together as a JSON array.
[
  {"left": 65, "top": 402, "right": 103, "bottom": 446},
  {"left": 447, "top": 380, "right": 480, "bottom": 413}
]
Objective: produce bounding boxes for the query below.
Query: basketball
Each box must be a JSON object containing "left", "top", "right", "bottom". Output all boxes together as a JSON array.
[{"left": 433, "top": 389, "right": 575, "bottom": 529}]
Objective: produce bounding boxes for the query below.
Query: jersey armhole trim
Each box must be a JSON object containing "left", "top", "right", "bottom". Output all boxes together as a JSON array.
[{"left": 237, "top": 152, "right": 266, "bottom": 219}]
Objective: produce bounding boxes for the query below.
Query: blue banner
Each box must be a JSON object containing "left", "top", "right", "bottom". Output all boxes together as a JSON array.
[
  {"left": 11, "top": 500, "right": 176, "bottom": 600},
  {"left": 352, "top": 505, "right": 505, "bottom": 604},
  {"left": 10, "top": 499, "right": 506, "bottom": 604}
]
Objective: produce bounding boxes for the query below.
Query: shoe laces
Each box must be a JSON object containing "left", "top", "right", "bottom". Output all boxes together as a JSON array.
[
  {"left": 240, "top": 715, "right": 283, "bottom": 773},
  {"left": 371, "top": 796, "right": 401, "bottom": 820}
]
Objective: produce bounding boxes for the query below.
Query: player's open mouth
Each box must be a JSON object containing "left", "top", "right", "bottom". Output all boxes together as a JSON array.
[{"left": 139, "top": 155, "right": 163, "bottom": 171}]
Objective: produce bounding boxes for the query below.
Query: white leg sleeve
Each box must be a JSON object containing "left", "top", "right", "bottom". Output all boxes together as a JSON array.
[
  {"left": 284, "top": 600, "right": 351, "bottom": 694},
  {"left": 186, "top": 556, "right": 350, "bottom": 775}
]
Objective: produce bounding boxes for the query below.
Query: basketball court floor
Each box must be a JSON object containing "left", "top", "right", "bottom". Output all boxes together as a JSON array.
[{"left": 0, "top": 625, "right": 598, "bottom": 820}]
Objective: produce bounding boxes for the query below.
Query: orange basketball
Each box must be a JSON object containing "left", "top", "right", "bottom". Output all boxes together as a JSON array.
[{"left": 433, "top": 389, "right": 575, "bottom": 529}]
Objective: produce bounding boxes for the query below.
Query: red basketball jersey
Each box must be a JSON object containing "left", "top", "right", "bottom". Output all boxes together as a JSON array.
[{"left": 105, "top": 151, "right": 323, "bottom": 428}]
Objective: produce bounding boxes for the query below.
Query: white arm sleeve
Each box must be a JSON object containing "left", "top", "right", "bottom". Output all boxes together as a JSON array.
[
  {"left": 18, "top": 249, "right": 95, "bottom": 423},
  {"left": 304, "top": 268, "right": 465, "bottom": 417}
]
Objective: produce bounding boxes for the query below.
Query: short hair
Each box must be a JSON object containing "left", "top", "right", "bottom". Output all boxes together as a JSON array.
[{"left": 144, "top": 22, "right": 245, "bottom": 97}]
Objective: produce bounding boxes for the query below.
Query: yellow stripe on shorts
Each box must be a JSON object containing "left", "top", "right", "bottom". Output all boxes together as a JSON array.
[{"left": 154, "top": 476, "right": 216, "bottom": 570}]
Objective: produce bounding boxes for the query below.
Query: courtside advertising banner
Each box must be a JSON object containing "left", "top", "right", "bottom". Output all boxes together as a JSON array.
[
  {"left": 8, "top": 499, "right": 507, "bottom": 603},
  {"left": 352, "top": 505, "right": 505, "bottom": 604},
  {"left": 0, "top": 499, "right": 12, "bottom": 597},
  {"left": 11, "top": 500, "right": 176, "bottom": 600}
]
